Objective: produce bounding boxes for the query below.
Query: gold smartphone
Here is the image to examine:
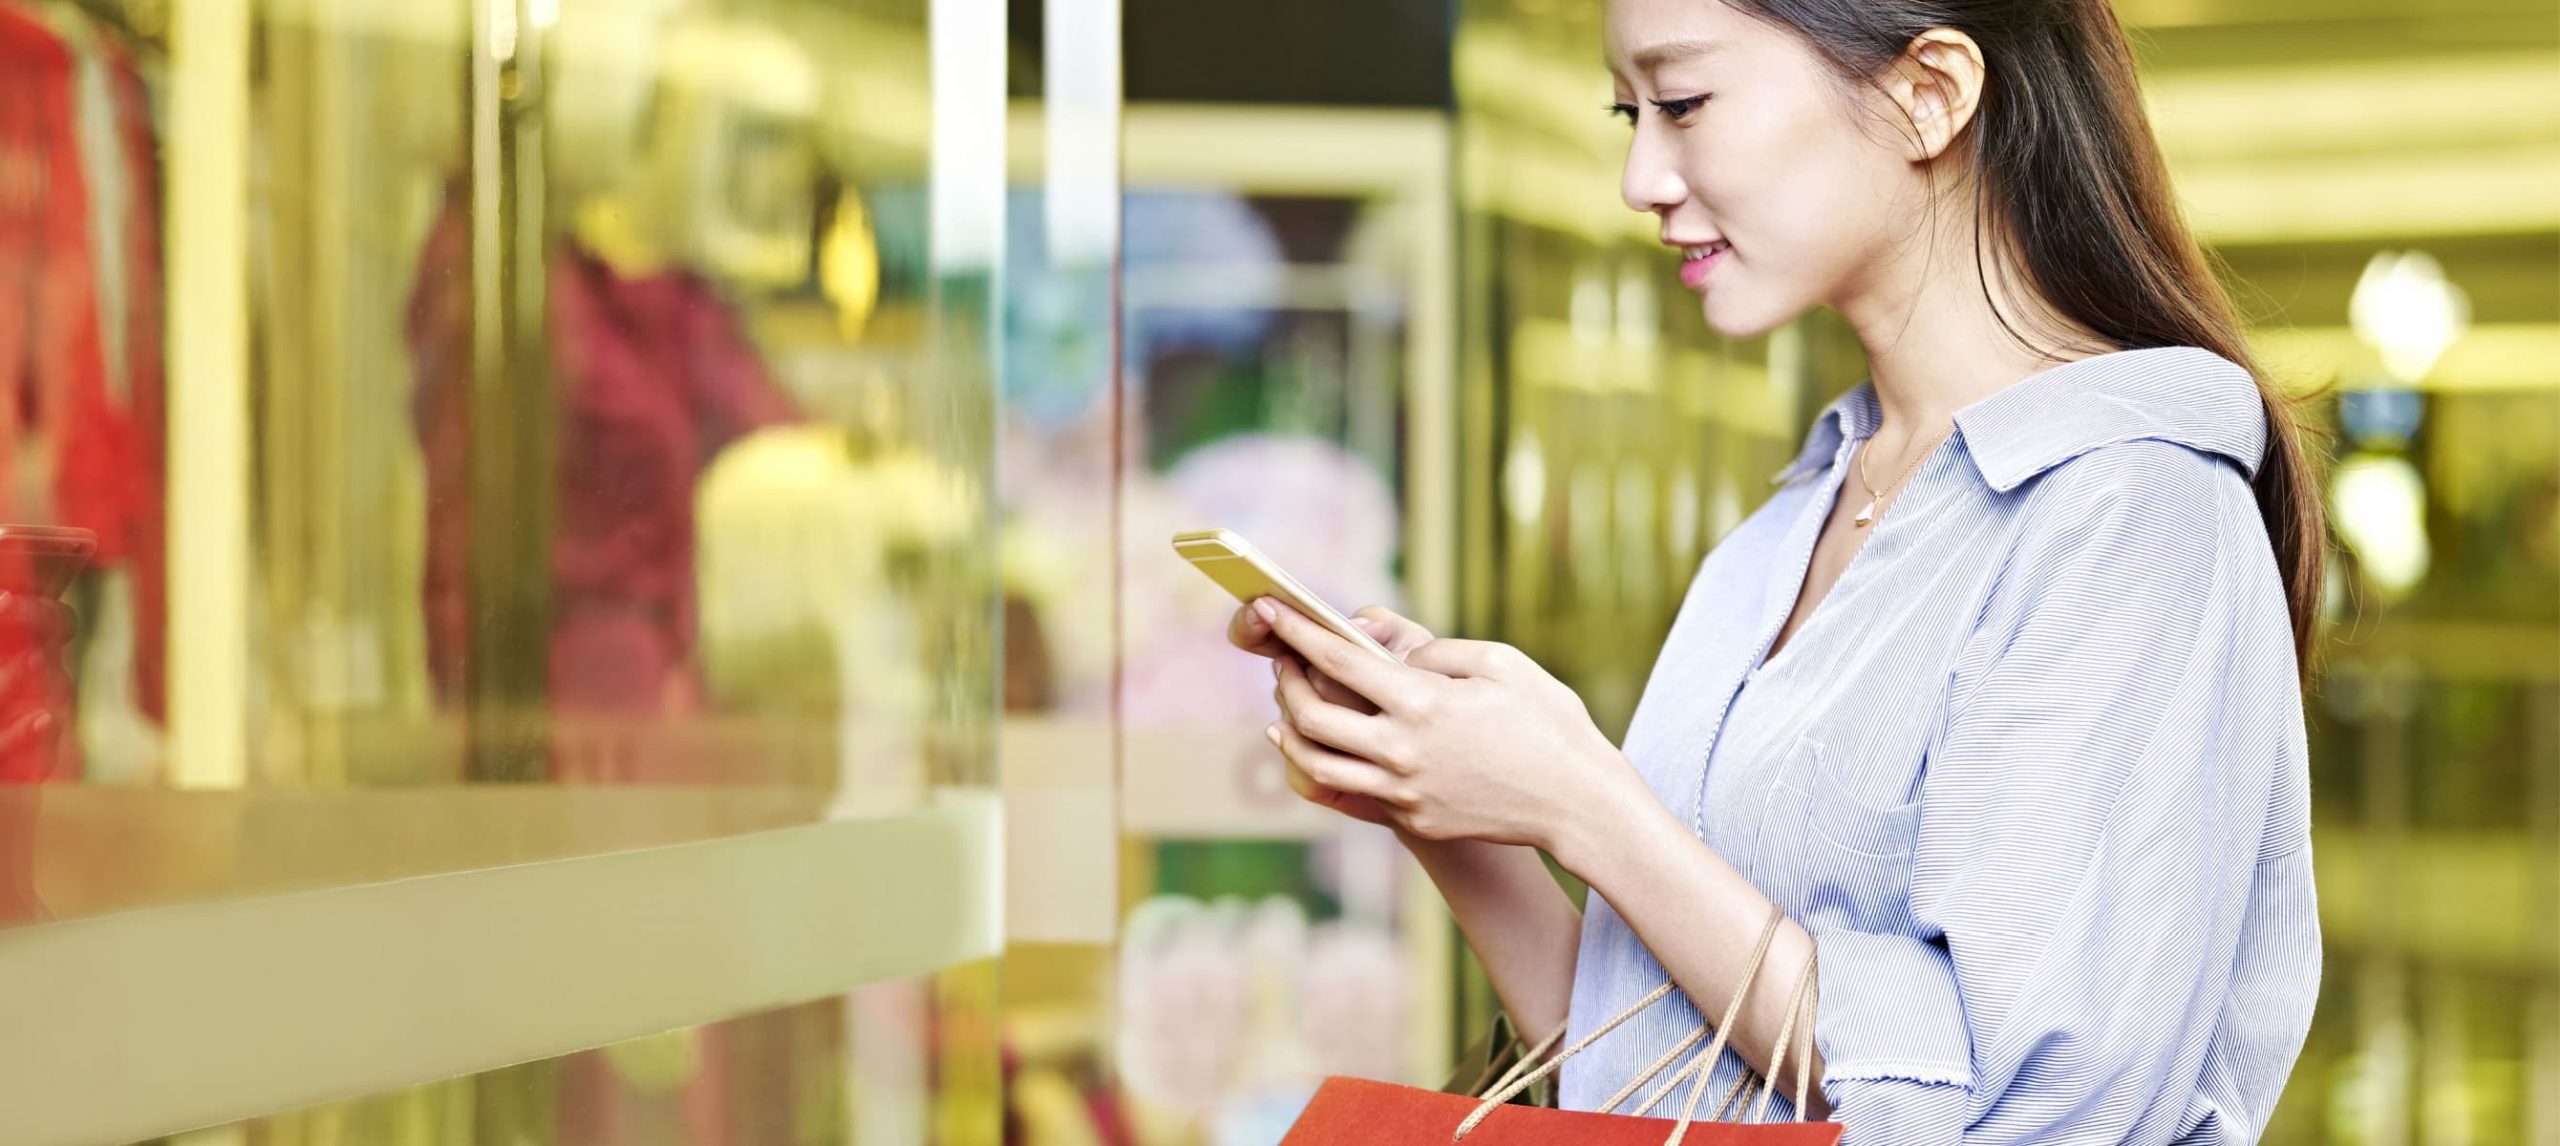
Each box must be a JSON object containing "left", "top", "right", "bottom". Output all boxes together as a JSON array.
[{"left": 1172, "top": 529, "right": 1399, "bottom": 663}]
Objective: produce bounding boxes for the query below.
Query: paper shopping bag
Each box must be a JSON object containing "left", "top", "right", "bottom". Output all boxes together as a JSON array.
[
  {"left": 1285, "top": 904, "right": 1841, "bottom": 1146},
  {"left": 1281, "top": 1076, "right": 1843, "bottom": 1145}
]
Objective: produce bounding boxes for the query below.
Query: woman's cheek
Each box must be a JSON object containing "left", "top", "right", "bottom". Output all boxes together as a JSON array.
[
  {"left": 1733, "top": 178, "right": 1889, "bottom": 327},
  {"left": 1685, "top": 219, "right": 1817, "bottom": 339}
]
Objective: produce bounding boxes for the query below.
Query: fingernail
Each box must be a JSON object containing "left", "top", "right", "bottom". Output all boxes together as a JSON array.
[
  {"left": 1352, "top": 615, "right": 1376, "bottom": 630},
  {"left": 1252, "top": 599, "right": 1278, "bottom": 623},
  {"left": 1264, "top": 723, "right": 1282, "bottom": 745}
]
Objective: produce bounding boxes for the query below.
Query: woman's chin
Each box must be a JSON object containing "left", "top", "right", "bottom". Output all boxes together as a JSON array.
[{"left": 1696, "top": 292, "right": 1794, "bottom": 341}]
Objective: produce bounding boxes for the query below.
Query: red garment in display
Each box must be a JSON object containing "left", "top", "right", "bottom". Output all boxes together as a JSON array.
[
  {"left": 0, "top": 6, "right": 168, "bottom": 742},
  {"left": 407, "top": 187, "right": 797, "bottom": 776},
  {"left": 0, "top": 6, "right": 154, "bottom": 570},
  {"left": 0, "top": 5, "right": 94, "bottom": 538}
]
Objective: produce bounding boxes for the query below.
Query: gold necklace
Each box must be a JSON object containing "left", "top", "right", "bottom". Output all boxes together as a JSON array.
[{"left": 1852, "top": 425, "right": 1952, "bottom": 527}]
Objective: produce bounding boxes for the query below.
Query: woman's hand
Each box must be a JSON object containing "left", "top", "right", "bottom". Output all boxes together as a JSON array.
[
  {"left": 1256, "top": 599, "right": 1630, "bottom": 851},
  {"left": 1231, "top": 598, "right": 1433, "bottom": 705},
  {"left": 1235, "top": 599, "right": 1435, "bottom": 826}
]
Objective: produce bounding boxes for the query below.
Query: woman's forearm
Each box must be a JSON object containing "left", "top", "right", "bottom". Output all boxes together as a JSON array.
[
  {"left": 1549, "top": 760, "right": 1831, "bottom": 1117},
  {"left": 1399, "top": 831, "right": 1584, "bottom": 1044}
]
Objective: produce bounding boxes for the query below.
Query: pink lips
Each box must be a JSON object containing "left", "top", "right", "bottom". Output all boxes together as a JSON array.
[{"left": 1678, "top": 243, "right": 1729, "bottom": 289}]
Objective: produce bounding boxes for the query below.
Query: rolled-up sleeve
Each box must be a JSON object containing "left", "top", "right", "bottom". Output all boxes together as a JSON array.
[{"left": 1812, "top": 449, "right": 2308, "bottom": 1144}]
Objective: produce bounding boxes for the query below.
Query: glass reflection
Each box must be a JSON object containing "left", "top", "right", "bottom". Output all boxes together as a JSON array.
[
  {"left": 0, "top": 0, "right": 1002, "bottom": 924},
  {"left": 0, "top": 0, "right": 1016, "bottom": 1141}
]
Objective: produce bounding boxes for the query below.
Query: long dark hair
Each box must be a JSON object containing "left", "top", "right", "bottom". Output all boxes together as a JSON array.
[{"left": 1730, "top": 0, "right": 2327, "bottom": 680}]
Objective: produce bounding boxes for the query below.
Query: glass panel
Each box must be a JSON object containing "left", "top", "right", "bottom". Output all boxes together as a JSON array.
[
  {"left": 4, "top": 0, "right": 1001, "bottom": 915},
  {"left": 1099, "top": 110, "right": 1462, "bottom": 1143},
  {"left": 990, "top": 0, "right": 1126, "bottom": 1139},
  {"left": 159, "top": 967, "right": 1001, "bottom": 1146},
  {"left": 0, "top": 0, "right": 1022, "bottom": 1140}
]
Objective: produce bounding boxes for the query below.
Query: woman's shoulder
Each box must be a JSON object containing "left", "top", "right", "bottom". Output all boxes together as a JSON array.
[
  {"left": 1957, "top": 352, "right": 2293, "bottom": 649},
  {"left": 2021, "top": 434, "right": 2256, "bottom": 532},
  {"left": 1997, "top": 434, "right": 2274, "bottom": 580},
  {"left": 1959, "top": 346, "right": 2272, "bottom": 560}
]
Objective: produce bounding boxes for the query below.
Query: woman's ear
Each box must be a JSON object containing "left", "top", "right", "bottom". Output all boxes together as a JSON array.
[{"left": 1884, "top": 28, "right": 1987, "bottom": 163}]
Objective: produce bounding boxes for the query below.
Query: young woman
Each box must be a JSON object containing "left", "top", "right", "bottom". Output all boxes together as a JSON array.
[{"left": 1229, "top": 0, "right": 2323, "bottom": 1140}]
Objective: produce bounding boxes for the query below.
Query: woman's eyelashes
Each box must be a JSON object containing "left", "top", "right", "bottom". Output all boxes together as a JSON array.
[
  {"left": 1648, "top": 94, "right": 1710, "bottom": 121},
  {"left": 1649, "top": 94, "right": 1709, "bottom": 121},
  {"left": 1605, "top": 95, "right": 1710, "bottom": 126}
]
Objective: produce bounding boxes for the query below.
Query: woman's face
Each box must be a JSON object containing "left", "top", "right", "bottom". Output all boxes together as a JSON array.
[{"left": 1606, "top": 0, "right": 1927, "bottom": 339}]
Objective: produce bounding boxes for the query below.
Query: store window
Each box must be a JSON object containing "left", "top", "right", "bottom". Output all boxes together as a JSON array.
[{"left": 0, "top": 0, "right": 1033, "bottom": 1140}]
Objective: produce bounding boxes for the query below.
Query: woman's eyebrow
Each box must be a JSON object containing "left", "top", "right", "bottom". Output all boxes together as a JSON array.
[{"left": 1630, "top": 38, "right": 1725, "bottom": 71}]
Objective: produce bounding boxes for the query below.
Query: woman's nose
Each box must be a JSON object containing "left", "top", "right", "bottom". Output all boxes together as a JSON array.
[{"left": 1620, "top": 130, "right": 1687, "bottom": 215}]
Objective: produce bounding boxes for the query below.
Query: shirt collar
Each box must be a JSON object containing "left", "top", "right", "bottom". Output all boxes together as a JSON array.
[{"left": 1768, "top": 347, "right": 2267, "bottom": 492}]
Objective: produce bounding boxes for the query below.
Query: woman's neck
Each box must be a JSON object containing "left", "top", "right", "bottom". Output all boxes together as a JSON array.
[{"left": 1836, "top": 219, "right": 2110, "bottom": 445}]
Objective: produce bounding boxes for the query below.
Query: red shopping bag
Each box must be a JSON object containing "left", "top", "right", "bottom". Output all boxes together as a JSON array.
[
  {"left": 1285, "top": 906, "right": 1842, "bottom": 1146},
  {"left": 1281, "top": 1077, "right": 1843, "bottom": 1145}
]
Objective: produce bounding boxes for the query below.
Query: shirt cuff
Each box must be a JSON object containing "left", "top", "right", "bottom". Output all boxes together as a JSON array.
[
  {"left": 1813, "top": 927, "right": 1974, "bottom": 1093},
  {"left": 1826, "top": 1078, "right": 1968, "bottom": 1146}
]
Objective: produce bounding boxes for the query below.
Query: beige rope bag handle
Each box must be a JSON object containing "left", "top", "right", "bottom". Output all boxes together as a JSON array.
[{"left": 1455, "top": 904, "right": 1822, "bottom": 1146}]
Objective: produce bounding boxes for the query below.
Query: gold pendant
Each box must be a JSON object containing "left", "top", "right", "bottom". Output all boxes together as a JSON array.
[{"left": 1853, "top": 498, "right": 1877, "bottom": 527}]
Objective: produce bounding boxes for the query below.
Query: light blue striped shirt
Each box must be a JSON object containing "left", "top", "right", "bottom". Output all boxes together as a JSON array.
[{"left": 1560, "top": 347, "right": 2320, "bottom": 1144}]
